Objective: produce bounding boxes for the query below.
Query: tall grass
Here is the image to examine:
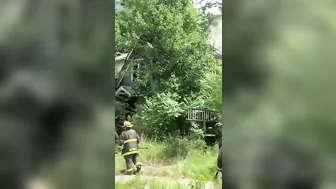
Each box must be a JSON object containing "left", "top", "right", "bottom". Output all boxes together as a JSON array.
[{"left": 115, "top": 135, "right": 219, "bottom": 181}]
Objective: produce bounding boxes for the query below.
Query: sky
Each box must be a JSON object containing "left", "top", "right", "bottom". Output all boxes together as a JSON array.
[
  {"left": 193, "top": 0, "right": 222, "bottom": 15},
  {"left": 116, "top": 0, "right": 222, "bottom": 15},
  {"left": 193, "top": 0, "right": 222, "bottom": 53}
]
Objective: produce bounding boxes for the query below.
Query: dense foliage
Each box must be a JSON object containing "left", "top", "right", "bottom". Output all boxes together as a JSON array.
[
  {"left": 115, "top": 0, "right": 222, "bottom": 136},
  {"left": 133, "top": 92, "right": 186, "bottom": 137},
  {"left": 116, "top": 0, "right": 217, "bottom": 97}
]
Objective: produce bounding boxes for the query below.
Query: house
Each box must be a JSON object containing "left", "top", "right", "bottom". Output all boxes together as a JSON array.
[
  {"left": 115, "top": 51, "right": 134, "bottom": 99},
  {"left": 115, "top": 51, "right": 139, "bottom": 123}
]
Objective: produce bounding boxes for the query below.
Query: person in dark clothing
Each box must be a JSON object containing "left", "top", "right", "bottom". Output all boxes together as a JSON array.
[
  {"left": 118, "top": 121, "right": 142, "bottom": 175},
  {"left": 215, "top": 146, "right": 223, "bottom": 188},
  {"left": 204, "top": 117, "right": 218, "bottom": 148},
  {"left": 217, "top": 146, "right": 222, "bottom": 172},
  {"left": 115, "top": 131, "right": 119, "bottom": 154},
  {"left": 115, "top": 131, "right": 119, "bottom": 140},
  {"left": 219, "top": 136, "right": 222, "bottom": 149},
  {"left": 217, "top": 137, "right": 222, "bottom": 180}
]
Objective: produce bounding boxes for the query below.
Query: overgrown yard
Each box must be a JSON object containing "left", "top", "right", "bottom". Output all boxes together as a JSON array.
[
  {"left": 115, "top": 136, "right": 220, "bottom": 189},
  {"left": 115, "top": 178, "right": 186, "bottom": 189}
]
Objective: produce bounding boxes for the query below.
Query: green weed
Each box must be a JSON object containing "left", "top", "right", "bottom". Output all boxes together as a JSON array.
[{"left": 115, "top": 135, "right": 219, "bottom": 181}]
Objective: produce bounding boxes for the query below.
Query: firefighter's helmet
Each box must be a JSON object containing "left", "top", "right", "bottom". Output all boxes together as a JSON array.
[{"left": 123, "top": 121, "right": 133, "bottom": 127}]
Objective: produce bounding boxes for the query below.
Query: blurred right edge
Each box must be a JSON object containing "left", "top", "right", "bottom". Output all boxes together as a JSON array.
[{"left": 222, "top": 0, "right": 336, "bottom": 189}]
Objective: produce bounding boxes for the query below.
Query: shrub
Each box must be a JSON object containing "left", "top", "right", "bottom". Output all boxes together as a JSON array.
[{"left": 133, "top": 92, "right": 186, "bottom": 138}]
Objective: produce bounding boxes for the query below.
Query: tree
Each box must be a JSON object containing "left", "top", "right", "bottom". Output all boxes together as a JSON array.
[
  {"left": 192, "top": 60, "right": 222, "bottom": 114},
  {"left": 115, "top": 0, "right": 218, "bottom": 136},
  {"left": 116, "top": 0, "right": 217, "bottom": 99}
]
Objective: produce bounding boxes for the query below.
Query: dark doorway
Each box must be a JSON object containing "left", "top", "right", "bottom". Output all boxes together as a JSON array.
[{"left": 125, "top": 96, "right": 138, "bottom": 120}]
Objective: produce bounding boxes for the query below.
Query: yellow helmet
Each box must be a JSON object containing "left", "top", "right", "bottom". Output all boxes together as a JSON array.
[{"left": 123, "top": 121, "right": 133, "bottom": 127}]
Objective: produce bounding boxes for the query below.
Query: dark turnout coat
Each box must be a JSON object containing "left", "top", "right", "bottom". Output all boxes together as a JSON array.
[
  {"left": 219, "top": 137, "right": 222, "bottom": 149},
  {"left": 115, "top": 131, "right": 119, "bottom": 141},
  {"left": 217, "top": 146, "right": 222, "bottom": 171},
  {"left": 205, "top": 120, "right": 217, "bottom": 137},
  {"left": 118, "top": 129, "right": 140, "bottom": 156}
]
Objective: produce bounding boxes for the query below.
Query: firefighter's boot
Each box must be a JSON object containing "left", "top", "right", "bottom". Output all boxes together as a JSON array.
[
  {"left": 135, "top": 162, "right": 142, "bottom": 172},
  {"left": 124, "top": 168, "right": 135, "bottom": 175}
]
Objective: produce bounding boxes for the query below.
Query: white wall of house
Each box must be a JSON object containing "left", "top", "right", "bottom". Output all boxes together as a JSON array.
[
  {"left": 115, "top": 61, "right": 124, "bottom": 75},
  {"left": 115, "top": 53, "right": 133, "bottom": 88},
  {"left": 115, "top": 53, "right": 128, "bottom": 74}
]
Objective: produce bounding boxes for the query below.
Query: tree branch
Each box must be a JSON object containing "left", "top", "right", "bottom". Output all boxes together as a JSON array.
[
  {"left": 202, "top": 2, "right": 222, "bottom": 9},
  {"left": 195, "top": 0, "right": 206, "bottom": 5}
]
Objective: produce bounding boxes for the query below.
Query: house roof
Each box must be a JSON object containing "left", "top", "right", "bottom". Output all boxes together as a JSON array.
[
  {"left": 115, "top": 86, "right": 132, "bottom": 97},
  {"left": 115, "top": 85, "right": 137, "bottom": 98},
  {"left": 115, "top": 53, "right": 128, "bottom": 61}
]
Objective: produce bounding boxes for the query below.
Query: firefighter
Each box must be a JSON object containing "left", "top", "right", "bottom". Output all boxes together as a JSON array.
[
  {"left": 219, "top": 136, "right": 222, "bottom": 149},
  {"left": 115, "top": 131, "right": 119, "bottom": 154},
  {"left": 216, "top": 146, "right": 223, "bottom": 188},
  {"left": 217, "top": 146, "right": 222, "bottom": 173},
  {"left": 118, "top": 121, "right": 142, "bottom": 175},
  {"left": 204, "top": 117, "right": 218, "bottom": 148}
]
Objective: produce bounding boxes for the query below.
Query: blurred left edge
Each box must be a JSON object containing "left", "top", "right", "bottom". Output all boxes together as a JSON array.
[{"left": 0, "top": 0, "right": 115, "bottom": 189}]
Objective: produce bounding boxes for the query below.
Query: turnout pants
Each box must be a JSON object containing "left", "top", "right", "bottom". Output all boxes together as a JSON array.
[
  {"left": 124, "top": 153, "right": 142, "bottom": 174},
  {"left": 205, "top": 136, "right": 216, "bottom": 147}
]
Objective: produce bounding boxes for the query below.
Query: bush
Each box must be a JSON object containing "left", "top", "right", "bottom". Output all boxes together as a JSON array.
[
  {"left": 160, "top": 137, "right": 207, "bottom": 159},
  {"left": 133, "top": 92, "right": 186, "bottom": 138}
]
